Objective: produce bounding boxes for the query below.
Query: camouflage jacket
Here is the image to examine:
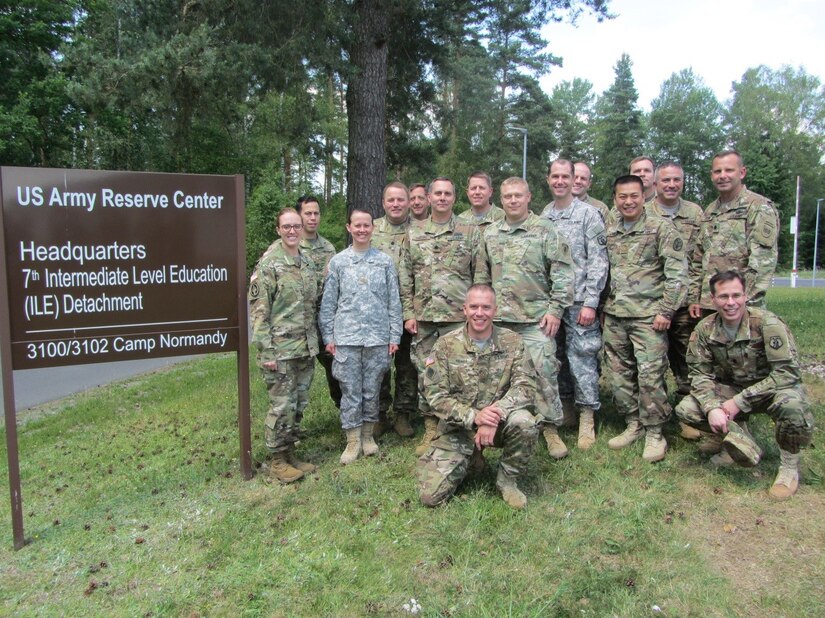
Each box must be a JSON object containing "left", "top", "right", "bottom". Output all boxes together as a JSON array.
[
  {"left": 541, "top": 198, "right": 608, "bottom": 308},
  {"left": 477, "top": 212, "right": 573, "bottom": 322},
  {"left": 424, "top": 324, "right": 536, "bottom": 450},
  {"left": 647, "top": 198, "right": 703, "bottom": 308},
  {"left": 456, "top": 204, "right": 505, "bottom": 229},
  {"left": 319, "top": 246, "right": 402, "bottom": 347},
  {"left": 686, "top": 307, "right": 802, "bottom": 414},
  {"left": 604, "top": 210, "right": 687, "bottom": 319},
  {"left": 248, "top": 240, "right": 319, "bottom": 363},
  {"left": 398, "top": 214, "right": 482, "bottom": 323},
  {"left": 371, "top": 216, "right": 410, "bottom": 268},
  {"left": 689, "top": 187, "right": 779, "bottom": 308},
  {"left": 582, "top": 194, "right": 610, "bottom": 222}
]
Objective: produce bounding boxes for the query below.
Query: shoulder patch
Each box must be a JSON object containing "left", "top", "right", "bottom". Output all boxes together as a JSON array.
[
  {"left": 769, "top": 336, "right": 783, "bottom": 350},
  {"left": 249, "top": 281, "right": 260, "bottom": 299},
  {"left": 673, "top": 237, "right": 684, "bottom": 252},
  {"left": 598, "top": 235, "right": 607, "bottom": 245}
]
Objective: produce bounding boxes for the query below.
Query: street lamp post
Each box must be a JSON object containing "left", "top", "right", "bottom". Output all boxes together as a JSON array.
[
  {"left": 814, "top": 198, "right": 823, "bottom": 284},
  {"left": 505, "top": 125, "right": 528, "bottom": 180}
]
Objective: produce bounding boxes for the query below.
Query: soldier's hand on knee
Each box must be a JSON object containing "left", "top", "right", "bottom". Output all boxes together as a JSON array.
[
  {"left": 721, "top": 399, "right": 740, "bottom": 420},
  {"left": 474, "top": 425, "right": 497, "bottom": 448},
  {"left": 475, "top": 406, "right": 502, "bottom": 427},
  {"left": 708, "top": 408, "right": 728, "bottom": 434}
]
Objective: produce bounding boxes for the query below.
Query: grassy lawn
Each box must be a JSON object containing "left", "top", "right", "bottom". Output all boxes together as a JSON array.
[{"left": 1, "top": 288, "right": 823, "bottom": 616}]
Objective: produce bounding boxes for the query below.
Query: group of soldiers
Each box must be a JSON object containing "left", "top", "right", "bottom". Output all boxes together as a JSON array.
[{"left": 248, "top": 150, "right": 813, "bottom": 509}]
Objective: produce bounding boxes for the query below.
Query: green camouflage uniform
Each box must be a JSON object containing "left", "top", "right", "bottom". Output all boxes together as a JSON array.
[
  {"left": 478, "top": 212, "right": 574, "bottom": 424},
  {"left": 398, "top": 215, "right": 483, "bottom": 417},
  {"left": 582, "top": 194, "right": 610, "bottom": 222},
  {"left": 456, "top": 204, "right": 505, "bottom": 229},
  {"left": 372, "top": 216, "right": 418, "bottom": 418},
  {"left": 300, "top": 234, "right": 341, "bottom": 407},
  {"left": 689, "top": 186, "right": 779, "bottom": 310},
  {"left": 648, "top": 198, "right": 704, "bottom": 396},
  {"left": 542, "top": 199, "right": 609, "bottom": 409},
  {"left": 675, "top": 308, "right": 813, "bottom": 453},
  {"left": 417, "top": 325, "right": 538, "bottom": 506},
  {"left": 248, "top": 240, "right": 320, "bottom": 453},
  {"left": 603, "top": 210, "right": 688, "bottom": 427}
]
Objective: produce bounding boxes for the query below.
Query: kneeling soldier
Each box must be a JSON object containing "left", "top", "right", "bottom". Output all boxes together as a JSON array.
[{"left": 416, "top": 285, "right": 538, "bottom": 508}]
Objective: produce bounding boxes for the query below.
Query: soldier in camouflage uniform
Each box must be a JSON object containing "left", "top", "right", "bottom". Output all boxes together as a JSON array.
[
  {"left": 572, "top": 161, "right": 610, "bottom": 222},
  {"left": 371, "top": 182, "right": 418, "bottom": 438},
  {"left": 297, "top": 196, "right": 341, "bottom": 408},
  {"left": 648, "top": 161, "right": 704, "bottom": 404},
  {"left": 542, "top": 160, "right": 609, "bottom": 450},
  {"left": 248, "top": 208, "right": 320, "bottom": 483},
  {"left": 688, "top": 150, "right": 779, "bottom": 317},
  {"left": 456, "top": 171, "right": 505, "bottom": 228},
  {"left": 630, "top": 156, "right": 657, "bottom": 203},
  {"left": 417, "top": 284, "right": 538, "bottom": 509},
  {"left": 398, "top": 177, "right": 483, "bottom": 455},
  {"left": 675, "top": 271, "right": 813, "bottom": 500},
  {"left": 603, "top": 175, "right": 687, "bottom": 462},
  {"left": 477, "top": 176, "right": 574, "bottom": 459},
  {"left": 319, "top": 209, "right": 403, "bottom": 464}
]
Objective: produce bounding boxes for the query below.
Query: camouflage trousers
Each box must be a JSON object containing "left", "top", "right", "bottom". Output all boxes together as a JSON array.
[
  {"left": 332, "top": 345, "right": 391, "bottom": 430},
  {"left": 416, "top": 409, "right": 537, "bottom": 507},
  {"left": 412, "top": 321, "right": 463, "bottom": 418},
  {"left": 500, "top": 322, "right": 563, "bottom": 426},
  {"left": 555, "top": 305, "right": 602, "bottom": 409},
  {"left": 379, "top": 329, "right": 418, "bottom": 417},
  {"left": 603, "top": 314, "right": 671, "bottom": 427},
  {"left": 261, "top": 356, "right": 315, "bottom": 453},
  {"left": 675, "top": 383, "right": 814, "bottom": 454},
  {"left": 667, "top": 307, "right": 700, "bottom": 397}
]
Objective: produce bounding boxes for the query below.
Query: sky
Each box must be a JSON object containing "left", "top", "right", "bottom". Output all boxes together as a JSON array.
[{"left": 539, "top": 0, "right": 825, "bottom": 109}]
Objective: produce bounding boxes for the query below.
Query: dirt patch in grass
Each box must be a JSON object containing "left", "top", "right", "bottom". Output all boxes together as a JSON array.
[{"left": 680, "top": 482, "right": 825, "bottom": 616}]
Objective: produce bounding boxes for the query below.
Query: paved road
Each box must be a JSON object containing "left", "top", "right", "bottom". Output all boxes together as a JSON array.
[
  {"left": 2, "top": 355, "right": 196, "bottom": 413},
  {"left": 772, "top": 277, "right": 825, "bottom": 288}
]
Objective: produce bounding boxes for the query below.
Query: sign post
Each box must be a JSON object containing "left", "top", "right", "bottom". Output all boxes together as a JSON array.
[{"left": 0, "top": 167, "right": 250, "bottom": 549}]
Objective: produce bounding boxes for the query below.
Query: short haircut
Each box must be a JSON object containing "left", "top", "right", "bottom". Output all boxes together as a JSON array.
[
  {"left": 573, "top": 161, "right": 592, "bottom": 179},
  {"left": 295, "top": 195, "right": 320, "bottom": 213},
  {"left": 709, "top": 270, "right": 746, "bottom": 295},
  {"left": 408, "top": 183, "right": 427, "bottom": 193},
  {"left": 466, "top": 283, "right": 496, "bottom": 301},
  {"left": 277, "top": 207, "right": 301, "bottom": 226},
  {"left": 347, "top": 208, "right": 373, "bottom": 224},
  {"left": 500, "top": 176, "right": 530, "bottom": 192},
  {"left": 467, "top": 171, "right": 493, "bottom": 189},
  {"left": 712, "top": 149, "right": 744, "bottom": 167},
  {"left": 428, "top": 176, "right": 455, "bottom": 194},
  {"left": 613, "top": 174, "right": 644, "bottom": 194},
  {"left": 547, "top": 159, "right": 575, "bottom": 176},
  {"left": 383, "top": 181, "right": 409, "bottom": 199},
  {"left": 655, "top": 160, "right": 684, "bottom": 179},
  {"left": 630, "top": 156, "right": 655, "bottom": 170}
]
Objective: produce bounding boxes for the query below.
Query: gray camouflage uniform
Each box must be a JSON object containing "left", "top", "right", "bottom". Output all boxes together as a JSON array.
[
  {"left": 477, "top": 212, "right": 574, "bottom": 425},
  {"left": 248, "top": 240, "right": 319, "bottom": 453},
  {"left": 542, "top": 198, "right": 609, "bottom": 409},
  {"left": 319, "top": 246, "right": 402, "bottom": 430},
  {"left": 417, "top": 325, "right": 538, "bottom": 506}
]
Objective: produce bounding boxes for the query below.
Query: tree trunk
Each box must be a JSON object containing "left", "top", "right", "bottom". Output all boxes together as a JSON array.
[{"left": 345, "top": 0, "right": 389, "bottom": 220}]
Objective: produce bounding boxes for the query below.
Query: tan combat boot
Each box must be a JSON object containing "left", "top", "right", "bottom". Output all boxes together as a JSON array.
[
  {"left": 269, "top": 451, "right": 304, "bottom": 483},
  {"left": 373, "top": 410, "right": 390, "bottom": 438},
  {"left": 415, "top": 417, "right": 439, "bottom": 456},
  {"left": 340, "top": 427, "right": 362, "bottom": 465},
  {"left": 543, "top": 424, "right": 569, "bottom": 459},
  {"left": 768, "top": 449, "right": 800, "bottom": 501},
  {"left": 393, "top": 413, "right": 415, "bottom": 437},
  {"left": 561, "top": 398, "right": 577, "bottom": 428},
  {"left": 287, "top": 445, "right": 316, "bottom": 474},
  {"left": 496, "top": 469, "right": 527, "bottom": 509},
  {"left": 577, "top": 406, "right": 596, "bottom": 450},
  {"left": 710, "top": 449, "right": 734, "bottom": 466},
  {"left": 608, "top": 414, "right": 644, "bottom": 449},
  {"left": 361, "top": 422, "right": 379, "bottom": 456},
  {"left": 679, "top": 422, "right": 702, "bottom": 440},
  {"left": 642, "top": 424, "right": 667, "bottom": 462}
]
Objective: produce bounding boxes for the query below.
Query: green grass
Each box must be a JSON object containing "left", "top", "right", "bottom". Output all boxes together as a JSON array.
[{"left": 1, "top": 289, "right": 824, "bottom": 616}]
